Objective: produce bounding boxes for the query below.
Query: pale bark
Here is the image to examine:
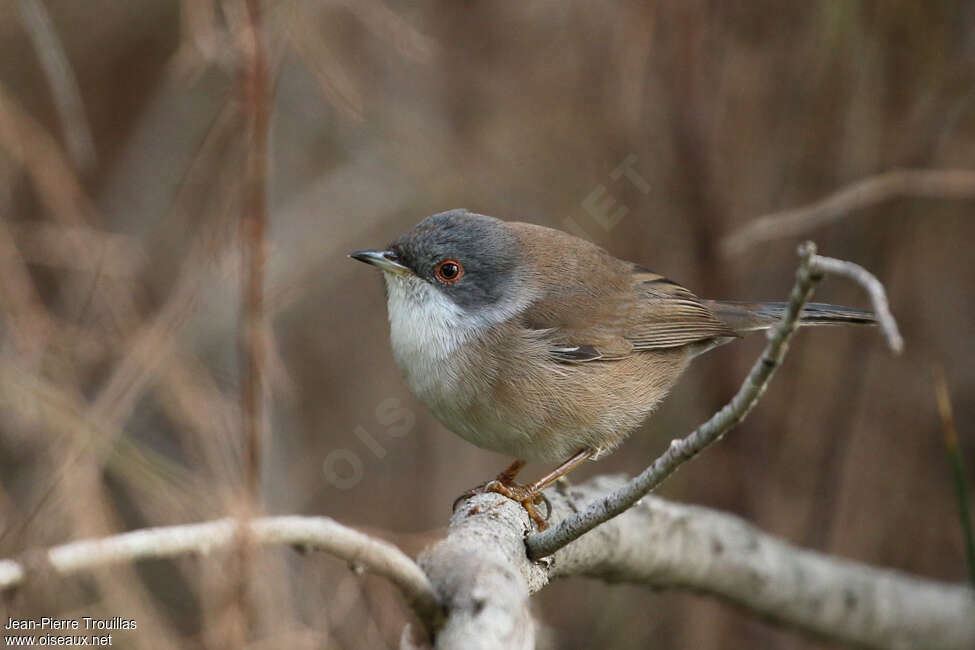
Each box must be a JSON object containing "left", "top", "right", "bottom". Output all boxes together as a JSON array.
[
  {"left": 2, "top": 488, "right": 971, "bottom": 649},
  {"left": 434, "top": 477, "right": 975, "bottom": 650},
  {"left": 0, "top": 516, "right": 442, "bottom": 639}
]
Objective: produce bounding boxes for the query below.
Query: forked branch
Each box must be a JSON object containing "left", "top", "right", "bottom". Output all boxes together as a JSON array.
[
  {"left": 527, "top": 242, "right": 901, "bottom": 559},
  {"left": 429, "top": 482, "right": 975, "bottom": 650}
]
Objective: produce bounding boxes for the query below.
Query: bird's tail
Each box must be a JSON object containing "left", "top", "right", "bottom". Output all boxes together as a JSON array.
[{"left": 707, "top": 300, "right": 875, "bottom": 335}]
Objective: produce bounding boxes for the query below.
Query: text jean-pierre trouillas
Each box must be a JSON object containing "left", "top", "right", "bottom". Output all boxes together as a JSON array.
[{"left": 5, "top": 617, "right": 136, "bottom": 631}]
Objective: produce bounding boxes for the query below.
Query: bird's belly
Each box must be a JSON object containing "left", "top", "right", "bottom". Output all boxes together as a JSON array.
[
  {"left": 389, "top": 297, "right": 690, "bottom": 462},
  {"left": 393, "top": 347, "right": 568, "bottom": 460},
  {"left": 395, "top": 354, "right": 536, "bottom": 458},
  {"left": 399, "top": 351, "right": 689, "bottom": 463},
  {"left": 424, "top": 390, "right": 584, "bottom": 462}
]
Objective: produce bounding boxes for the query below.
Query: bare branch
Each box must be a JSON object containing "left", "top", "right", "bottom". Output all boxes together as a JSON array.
[
  {"left": 550, "top": 478, "right": 975, "bottom": 650},
  {"left": 239, "top": 0, "right": 269, "bottom": 508},
  {"left": 812, "top": 254, "right": 903, "bottom": 353},
  {"left": 16, "top": 0, "right": 97, "bottom": 170},
  {"left": 0, "top": 82, "right": 98, "bottom": 227},
  {"left": 527, "top": 242, "right": 825, "bottom": 559},
  {"left": 721, "top": 169, "right": 975, "bottom": 255},
  {"left": 2, "top": 492, "right": 966, "bottom": 649},
  {"left": 233, "top": 4, "right": 271, "bottom": 641},
  {"left": 7, "top": 222, "right": 143, "bottom": 276},
  {"left": 419, "top": 496, "right": 538, "bottom": 650},
  {"left": 527, "top": 244, "right": 902, "bottom": 560},
  {"left": 0, "top": 516, "right": 441, "bottom": 638},
  {"left": 279, "top": 9, "right": 365, "bottom": 122},
  {"left": 430, "top": 480, "right": 975, "bottom": 650},
  {"left": 0, "top": 212, "right": 59, "bottom": 364}
]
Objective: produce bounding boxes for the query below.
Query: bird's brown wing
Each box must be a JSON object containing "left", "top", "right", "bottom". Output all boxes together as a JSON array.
[
  {"left": 508, "top": 222, "right": 737, "bottom": 363},
  {"left": 516, "top": 253, "right": 735, "bottom": 363},
  {"left": 623, "top": 268, "right": 738, "bottom": 352}
]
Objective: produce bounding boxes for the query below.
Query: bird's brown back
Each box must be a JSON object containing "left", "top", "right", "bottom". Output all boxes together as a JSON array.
[{"left": 508, "top": 221, "right": 737, "bottom": 359}]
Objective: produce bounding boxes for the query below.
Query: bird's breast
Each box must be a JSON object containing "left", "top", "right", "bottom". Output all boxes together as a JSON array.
[{"left": 384, "top": 273, "right": 479, "bottom": 405}]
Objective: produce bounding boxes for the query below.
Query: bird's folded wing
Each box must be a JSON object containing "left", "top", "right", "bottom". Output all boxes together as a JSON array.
[
  {"left": 625, "top": 270, "right": 738, "bottom": 349},
  {"left": 522, "top": 266, "right": 737, "bottom": 363}
]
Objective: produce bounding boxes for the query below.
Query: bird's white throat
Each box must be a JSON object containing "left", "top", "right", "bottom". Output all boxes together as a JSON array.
[
  {"left": 383, "top": 272, "right": 474, "bottom": 365},
  {"left": 381, "top": 270, "right": 538, "bottom": 417}
]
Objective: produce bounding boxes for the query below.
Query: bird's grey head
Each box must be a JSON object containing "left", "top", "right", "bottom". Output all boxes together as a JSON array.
[{"left": 351, "top": 210, "right": 526, "bottom": 322}]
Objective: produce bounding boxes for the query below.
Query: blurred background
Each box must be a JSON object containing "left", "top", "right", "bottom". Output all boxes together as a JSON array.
[{"left": 1, "top": 1, "right": 974, "bottom": 648}]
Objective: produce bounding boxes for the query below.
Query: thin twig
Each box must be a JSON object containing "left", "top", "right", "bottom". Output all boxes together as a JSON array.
[
  {"left": 0, "top": 208, "right": 58, "bottom": 364},
  {"left": 0, "top": 82, "right": 98, "bottom": 227},
  {"left": 933, "top": 366, "right": 975, "bottom": 589},
  {"left": 8, "top": 222, "right": 142, "bottom": 276},
  {"left": 0, "top": 363, "right": 202, "bottom": 548},
  {"left": 721, "top": 169, "right": 975, "bottom": 255},
  {"left": 0, "top": 70, "right": 250, "bottom": 563},
  {"left": 279, "top": 7, "right": 365, "bottom": 122},
  {"left": 233, "top": 0, "right": 270, "bottom": 644},
  {"left": 240, "top": 0, "right": 269, "bottom": 509},
  {"left": 16, "top": 0, "right": 97, "bottom": 170},
  {"left": 528, "top": 242, "right": 821, "bottom": 558},
  {"left": 0, "top": 41, "right": 260, "bottom": 622},
  {"left": 527, "top": 242, "right": 899, "bottom": 559},
  {"left": 0, "top": 516, "right": 442, "bottom": 637},
  {"left": 811, "top": 254, "right": 903, "bottom": 354}
]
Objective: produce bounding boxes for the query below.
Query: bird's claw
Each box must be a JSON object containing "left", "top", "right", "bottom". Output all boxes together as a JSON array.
[{"left": 452, "top": 479, "right": 552, "bottom": 530}]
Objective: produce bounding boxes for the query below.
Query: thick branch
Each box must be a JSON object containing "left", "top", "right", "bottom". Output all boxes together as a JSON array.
[
  {"left": 2, "top": 498, "right": 968, "bottom": 649},
  {"left": 0, "top": 516, "right": 442, "bottom": 637},
  {"left": 419, "top": 497, "right": 537, "bottom": 650},
  {"left": 432, "top": 479, "right": 975, "bottom": 650},
  {"left": 721, "top": 169, "right": 975, "bottom": 255}
]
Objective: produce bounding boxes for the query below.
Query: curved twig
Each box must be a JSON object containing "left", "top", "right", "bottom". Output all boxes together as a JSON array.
[
  {"left": 0, "top": 516, "right": 442, "bottom": 638},
  {"left": 721, "top": 169, "right": 975, "bottom": 255},
  {"left": 17, "top": 0, "right": 97, "bottom": 170},
  {"left": 812, "top": 254, "right": 903, "bottom": 353},
  {"left": 527, "top": 242, "right": 823, "bottom": 558},
  {"left": 527, "top": 243, "right": 901, "bottom": 559}
]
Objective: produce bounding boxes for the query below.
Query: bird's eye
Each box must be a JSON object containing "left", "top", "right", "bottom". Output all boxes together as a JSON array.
[{"left": 434, "top": 259, "right": 463, "bottom": 284}]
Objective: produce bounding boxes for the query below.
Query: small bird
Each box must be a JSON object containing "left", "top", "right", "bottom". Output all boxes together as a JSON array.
[{"left": 350, "top": 210, "right": 873, "bottom": 528}]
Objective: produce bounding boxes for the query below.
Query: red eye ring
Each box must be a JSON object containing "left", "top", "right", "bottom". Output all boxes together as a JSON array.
[{"left": 435, "top": 259, "right": 463, "bottom": 284}]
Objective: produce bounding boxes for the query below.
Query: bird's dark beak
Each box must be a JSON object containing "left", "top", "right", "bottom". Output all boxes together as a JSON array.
[{"left": 348, "top": 249, "right": 411, "bottom": 275}]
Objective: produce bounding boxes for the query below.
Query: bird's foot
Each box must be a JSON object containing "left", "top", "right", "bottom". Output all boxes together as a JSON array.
[
  {"left": 453, "top": 475, "right": 552, "bottom": 531},
  {"left": 482, "top": 479, "right": 552, "bottom": 531}
]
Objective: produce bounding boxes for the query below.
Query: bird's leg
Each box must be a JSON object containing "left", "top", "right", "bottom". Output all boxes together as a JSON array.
[
  {"left": 452, "top": 458, "right": 526, "bottom": 512},
  {"left": 525, "top": 448, "right": 595, "bottom": 494},
  {"left": 466, "top": 449, "right": 597, "bottom": 531},
  {"left": 495, "top": 458, "right": 527, "bottom": 485}
]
